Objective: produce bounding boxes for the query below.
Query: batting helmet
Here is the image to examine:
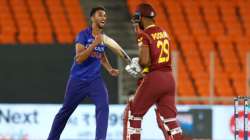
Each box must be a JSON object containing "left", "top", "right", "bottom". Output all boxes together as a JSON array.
[{"left": 132, "top": 3, "right": 156, "bottom": 23}]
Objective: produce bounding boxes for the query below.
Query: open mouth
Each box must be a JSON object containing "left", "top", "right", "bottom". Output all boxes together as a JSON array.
[{"left": 100, "top": 21, "right": 105, "bottom": 25}]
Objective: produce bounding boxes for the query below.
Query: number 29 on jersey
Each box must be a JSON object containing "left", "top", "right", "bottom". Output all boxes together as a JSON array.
[{"left": 156, "top": 39, "right": 169, "bottom": 64}]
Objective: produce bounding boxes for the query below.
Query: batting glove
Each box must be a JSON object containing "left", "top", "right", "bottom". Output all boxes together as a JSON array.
[{"left": 125, "top": 57, "right": 141, "bottom": 78}]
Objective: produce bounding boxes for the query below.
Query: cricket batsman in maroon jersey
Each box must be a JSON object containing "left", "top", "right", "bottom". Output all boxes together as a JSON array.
[{"left": 123, "top": 3, "right": 183, "bottom": 140}]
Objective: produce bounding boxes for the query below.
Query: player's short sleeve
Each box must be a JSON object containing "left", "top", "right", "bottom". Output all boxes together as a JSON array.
[
  {"left": 75, "top": 31, "right": 86, "bottom": 45},
  {"left": 137, "top": 32, "right": 150, "bottom": 47}
]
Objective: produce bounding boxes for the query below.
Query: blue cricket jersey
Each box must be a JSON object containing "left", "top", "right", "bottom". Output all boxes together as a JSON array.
[{"left": 70, "top": 27, "right": 106, "bottom": 81}]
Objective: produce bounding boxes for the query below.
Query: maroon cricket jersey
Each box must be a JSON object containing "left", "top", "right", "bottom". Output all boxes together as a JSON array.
[{"left": 137, "top": 25, "right": 171, "bottom": 72}]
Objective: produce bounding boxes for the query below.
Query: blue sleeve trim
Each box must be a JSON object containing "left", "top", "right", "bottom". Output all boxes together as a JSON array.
[{"left": 75, "top": 30, "right": 86, "bottom": 45}]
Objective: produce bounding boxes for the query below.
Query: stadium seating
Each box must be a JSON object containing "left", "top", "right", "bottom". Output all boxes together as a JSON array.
[
  {"left": 27, "top": 0, "right": 53, "bottom": 43},
  {"left": 127, "top": 0, "right": 250, "bottom": 104},
  {"left": 0, "top": 0, "right": 17, "bottom": 44},
  {"left": 0, "top": 0, "right": 87, "bottom": 44}
]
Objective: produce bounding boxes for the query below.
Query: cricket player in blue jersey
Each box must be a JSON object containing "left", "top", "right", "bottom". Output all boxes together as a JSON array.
[{"left": 47, "top": 6, "right": 120, "bottom": 140}]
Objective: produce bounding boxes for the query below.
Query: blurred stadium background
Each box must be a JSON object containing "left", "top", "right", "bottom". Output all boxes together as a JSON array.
[{"left": 0, "top": 0, "right": 249, "bottom": 139}]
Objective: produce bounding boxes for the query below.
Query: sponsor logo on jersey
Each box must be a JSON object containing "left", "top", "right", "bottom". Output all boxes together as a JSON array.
[{"left": 86, "top": 44, "right": 104, "bottom": 59}]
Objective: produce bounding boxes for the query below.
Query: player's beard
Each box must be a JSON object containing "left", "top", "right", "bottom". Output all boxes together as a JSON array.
[
  {"left": 97, "top": 23, "right": 104, "bottom": 29},
  {"left": 97, "top": 21, "right": 105, "bottom": 29}
]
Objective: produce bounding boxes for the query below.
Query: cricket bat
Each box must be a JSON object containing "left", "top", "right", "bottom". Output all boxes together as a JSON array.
[{"left": 102, "top": 34, "right": 132, "bottom": 64}]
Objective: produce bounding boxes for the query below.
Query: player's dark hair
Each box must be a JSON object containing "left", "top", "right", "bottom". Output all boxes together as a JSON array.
[{"left": 90, "top": 6, "right": 106, "bottom": 17}]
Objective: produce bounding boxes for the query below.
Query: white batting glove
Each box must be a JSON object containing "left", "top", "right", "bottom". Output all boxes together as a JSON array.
[
  {"left": 125, "top": 57, "right": 141, "bottom": 78},
  {"left": 131, "top": 57, "right": 141, "bottom": 72},
  {"left": 125, "top": 65, "right": 138, "bottom": 78}
]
